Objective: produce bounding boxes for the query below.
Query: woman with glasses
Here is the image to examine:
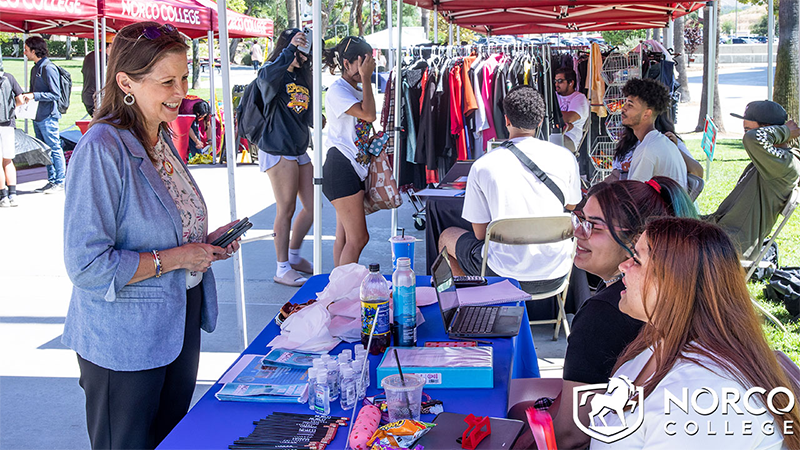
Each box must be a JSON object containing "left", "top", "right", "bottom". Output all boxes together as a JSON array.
[
  {"left": 593, "top": 218, "right": 798, "bottom": 449},
  {"left": 511, "top": 176, "right": 696, "bottom": 450},
  {"left": 321, "top": 36, "right": 376, "bottom": 266},
  {"left": 256, "top": 28, "right": 315, "bottom": 286},
  {"left": 61, "top": 22, "right": 240, "bottom": 449}
]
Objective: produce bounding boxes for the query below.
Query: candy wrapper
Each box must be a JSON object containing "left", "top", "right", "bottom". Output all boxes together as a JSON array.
[
  {"left": 367, "top": 420, "right": 435, "bottom": 448},
  {"left": 371, "top": 444, "right": 424, "bottom": 450}
]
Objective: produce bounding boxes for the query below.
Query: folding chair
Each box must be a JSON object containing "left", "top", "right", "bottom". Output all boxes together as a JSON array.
[
  {"left": 686, "top": 173, "right": 705, "bottom": 201},
  {"left": 741, "top": 185, "right": 800, "bottom": 333},
  {"left": 480, "top": 215, "right": 575, "bottom": 340}
]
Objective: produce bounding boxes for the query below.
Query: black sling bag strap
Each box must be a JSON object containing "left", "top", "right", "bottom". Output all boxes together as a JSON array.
[{"left": 500, "top": 140, "right": 565, "bottom": 206}]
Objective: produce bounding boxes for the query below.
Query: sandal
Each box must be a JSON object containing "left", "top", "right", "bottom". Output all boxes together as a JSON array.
[
  {"left": 273, "top": 269, "right": 308, "bottom": 287},
  {"left": 290, "top": 257, "right": 314, "bottom": 274}
]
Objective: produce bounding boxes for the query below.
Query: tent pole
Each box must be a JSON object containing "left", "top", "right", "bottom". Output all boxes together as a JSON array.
[
  {"left": 456, "top": 25, "right": 460, "bottom": 44},
  {"left": 101, "top": 18, "right": 107, "bottom": 87},
  {"left": 23, "top": 32, "right": 28, "bottom": 133},
  {"left": 387, "top": 0, "right": 394, "bottom": 70},
  {"left": 767, "top": 0, "right": 774, "bottom": 100},
  {"left": 391, "top": 0, "right": 403, "bottom": 238},
  {"left": 217, "top": 0, "right": 249, "bottom": 349},
  {"left": 433, "top": 4, "right": 438, "bottom": 43},
  {"left": 93, "top": 19, "right": 101, "bottom": 111},
  {"left": 208, "top": 30, "right": 217, "bottom": 165},
  {"left": 449, "top": 23, "right": 453, "bottom": 45},
  {"left": 313, "top": 0, "right": 323, "bottom": 274},
  {"left": 706, "top": 1, "right": 716, "bottom": 124}
]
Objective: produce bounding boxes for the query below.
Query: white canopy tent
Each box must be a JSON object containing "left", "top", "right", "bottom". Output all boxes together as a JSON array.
[{"left": 362, "top": 26, "right": 430, "bottom": 49}]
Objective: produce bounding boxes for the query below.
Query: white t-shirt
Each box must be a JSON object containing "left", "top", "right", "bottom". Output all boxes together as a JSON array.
[
  {"left": 591, "top": 347, "right": 787, "bottom": 450},
  {"left": 557, "top": 91, "right": 590, "bottom": 147},
  {"left": 324, "top": 77, "right": 371, "bottom": 180},
  {"left": 461, "top": 136, "right": 581, "bottom": 281},
  {"left": 628, "top": 130, "right": 688, "bottom": 188}
]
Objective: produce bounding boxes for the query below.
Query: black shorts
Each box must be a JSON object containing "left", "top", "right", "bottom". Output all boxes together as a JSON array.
[
  {"left": 455, "top": 231, "right": 569, "bottom": 295},
  {"left": 322, "top": 147, "right": 365, "bottom": 202}
]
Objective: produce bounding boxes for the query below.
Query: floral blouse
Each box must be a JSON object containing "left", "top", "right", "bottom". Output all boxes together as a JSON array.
[{"left": 154, "top": 135, "right": 207, "bottom": 244}]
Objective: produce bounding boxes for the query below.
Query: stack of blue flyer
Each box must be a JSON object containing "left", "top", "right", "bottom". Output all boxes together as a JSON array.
[{"left": 215, "top": 352, "right": 311, "bottom": 403}]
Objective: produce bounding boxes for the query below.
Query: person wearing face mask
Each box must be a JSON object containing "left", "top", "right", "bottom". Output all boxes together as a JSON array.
[
  {"left": 61, "top": 22, "right": 241, "bottom": 449},
  {"left": 591, "top": 217, "right": 800, "bottom": 449},
  {"left": 510, "top": 177, "right": 697, "bottom": 450},
  {"left": 321, "top": 36, "right": 376, "bottom": 266},
  {"left": 256, "top": 28, "right": 315, "bottom": 286}
]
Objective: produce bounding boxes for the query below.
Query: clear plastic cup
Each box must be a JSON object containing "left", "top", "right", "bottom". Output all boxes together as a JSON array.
[{"left": 382, "top": 373, "right": 425, "bottom": 422}]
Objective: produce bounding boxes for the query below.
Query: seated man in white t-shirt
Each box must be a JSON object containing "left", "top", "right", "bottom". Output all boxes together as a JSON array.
[
  {"left": 620, "top": 78, "right": 687, "bottom": 188},
  {"left": 548, "top": 67, "right": 589, "bottom": 154},
  {"left": 438, "top": 86, "right": 582, "bottom": 293}
]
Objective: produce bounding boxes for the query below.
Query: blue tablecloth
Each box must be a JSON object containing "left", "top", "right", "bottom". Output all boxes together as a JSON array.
[{"left": 158, "top": 275, "right": 539, "bottom": 449}]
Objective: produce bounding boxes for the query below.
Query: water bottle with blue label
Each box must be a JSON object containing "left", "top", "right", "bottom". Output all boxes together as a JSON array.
[{"left": 392, "top": 257, "right": 417, "bottom": 347}]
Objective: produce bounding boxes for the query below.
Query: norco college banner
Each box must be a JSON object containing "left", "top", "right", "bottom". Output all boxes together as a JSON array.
[
  {"left": 226, "top": 10, "right": 273, "bottom": 38},
  {"left": 100, "top": 0, "right": 212, "bottom": 38}
]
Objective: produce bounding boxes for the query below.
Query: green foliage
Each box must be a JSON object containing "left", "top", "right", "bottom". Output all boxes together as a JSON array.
[
  {"left": 721, "top": 19, "right": 735, "bottom": 35},
  {"left": 751, "top": 13, "right": 779, "bottom": 35},
  {"left": 432, "top": 14, "right": 480, "bottom": 45},
  {"left": 1, "top": 38, "right": 96, "bottom": 58},
  {"left": 684, "top": 23, "right": 703, "bottom": 59},
  {"left": 600, "top": 29, "right": 646, "bottom": 47}
]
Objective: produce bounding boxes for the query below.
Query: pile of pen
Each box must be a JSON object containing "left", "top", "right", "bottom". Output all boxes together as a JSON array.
[{"left": 228, "top": 412, "right": 349, "bottom": 450}]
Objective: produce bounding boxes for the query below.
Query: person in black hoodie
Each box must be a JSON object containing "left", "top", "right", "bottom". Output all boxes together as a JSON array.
[{"left": 257, "top": 28, "right": 315, "bottom": 287}]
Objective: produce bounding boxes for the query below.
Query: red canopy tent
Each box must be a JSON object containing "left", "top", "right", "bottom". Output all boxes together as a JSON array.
[
  {"left": 97, "top": 0, "right": 213, "bottom": 38},
  {"left": 0, "top": 0, "right": 98, "bottom": 35}
]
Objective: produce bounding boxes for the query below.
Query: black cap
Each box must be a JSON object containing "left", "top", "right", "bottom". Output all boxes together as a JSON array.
[
  {"left": 369, "top": 263, "right": 380, "bottom": 272},
  {"left": 730, "top": 100, "right": 788, "bottom": 126}
]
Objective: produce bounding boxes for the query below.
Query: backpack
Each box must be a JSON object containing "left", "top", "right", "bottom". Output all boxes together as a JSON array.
[
  {"left": 236, "top": 79, "right": 267, "bottom": 146},
  {"left": 45, "top": 61, "right": 72, "bottom": 115},
  {"left": 0, "top": 74, "right": 13, "bottom": 123}
]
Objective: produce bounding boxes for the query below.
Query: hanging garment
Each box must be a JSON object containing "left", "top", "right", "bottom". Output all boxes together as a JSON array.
[
  {"left": 587, "top": 43, "right": 608, "bottom": 118},
  {"left": 481, "top": 54, "right": 501, "bottom": 142},
  {"left": 448, "top": 60, "right": 468, "bottom": 161}
]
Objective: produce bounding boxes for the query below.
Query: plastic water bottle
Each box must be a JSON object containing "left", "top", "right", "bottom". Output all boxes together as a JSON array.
[
  {"left": 360, "top": 264, "right": 391, "bottom": 355},
  {"left": 314, "top": 371, "right": 330, "bottom": 415},
  {"left": 326, "top": 360, "right": 340, "bottom": 401},
  {"left": 351, "top": 359, "right": 365, "bottom": 400},
  {"left": 307, "top": 367, "right": 318, "bottom": 411},
  {"left": 392, "top": 257, "right": 417, "bottom": 347},
  {"left": 339, "top": 349, "right": 352, "bottom": 365},
  {"left": 340, "top": 365, "right": 357, "bottom": 410}
]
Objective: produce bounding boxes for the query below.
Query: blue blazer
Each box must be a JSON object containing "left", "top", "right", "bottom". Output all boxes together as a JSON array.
[{"left": 62, "top": 123, "right": 218, "bottom": 371}]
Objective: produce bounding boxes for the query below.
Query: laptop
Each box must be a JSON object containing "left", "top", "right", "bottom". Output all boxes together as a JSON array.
[
  {"left": 438, "top": 161, "right": 473, "bottom": 189},
  {"left": 431, "top": 248, "right": 524, "bottom": 338}
]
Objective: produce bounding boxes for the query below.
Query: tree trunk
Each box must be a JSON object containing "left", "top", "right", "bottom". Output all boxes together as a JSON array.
[
  {"left": 229, "top": 38, "right": 242, "bottom": 65},
  {"left": 65, "top": 36, "right": 72, "bottom": 60},
  {"left": 421, "top": 9, "right": 429, "bottom": 39},
  {"left": 348, "top": 0, "right": 358, "bottom": 33},
  {"left": 774, "top": 0, "right": 799, "bottom": 135},
  {"left": 192, "top": 39, "right": 201, "bottom": 90},
  {"left": 286, "top": 0, "right": 298, "bottom": 29},
  {"left": 356, "top": 0, "right": 365, "bottom": 35},
  {"left": 653, "top": 28, "right": 661, "bottom": 42},
  {"left": 673, "top": 16, "right": 691, "bottom": 102},
  {"left": 696, "top": 2, "right": 725, "bottom": 132}
]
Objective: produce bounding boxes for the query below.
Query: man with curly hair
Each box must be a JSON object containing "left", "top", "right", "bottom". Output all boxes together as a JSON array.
[
  {"left": 621, "top": 78, "right": 687, "bottom": 188},
  {"left": 437, "top": 86, "right": 581, "bottom": 293}
]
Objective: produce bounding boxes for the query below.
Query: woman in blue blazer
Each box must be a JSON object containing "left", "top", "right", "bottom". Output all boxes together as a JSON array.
[{"left": 62, "top": 22, "right": 239, "bottom": 449}]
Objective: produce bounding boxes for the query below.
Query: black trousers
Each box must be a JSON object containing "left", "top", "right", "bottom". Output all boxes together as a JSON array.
[{"left": 77, "top": 285, "right": 202, "bottom": 450}]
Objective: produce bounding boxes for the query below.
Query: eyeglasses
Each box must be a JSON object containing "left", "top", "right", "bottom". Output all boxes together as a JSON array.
[
  {"left": 571, "top": 212, "right": 639, "bottom": 261},
  {"left": 554, "top": 78, "right": 567, "bottom": 84}
]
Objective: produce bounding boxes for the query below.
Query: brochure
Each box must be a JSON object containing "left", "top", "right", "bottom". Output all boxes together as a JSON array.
[
  {"left": 215, "top": 354, "right": 309, "bottom": 403},
  {"left": 263, "top": 348, "right": 323, "bottom": 368}
]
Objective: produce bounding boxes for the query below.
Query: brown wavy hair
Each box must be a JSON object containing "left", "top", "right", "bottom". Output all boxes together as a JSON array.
[
  {"left": 91, "top": 22, "right": 188, "bottom": 162},
  {"left": 614, "top": 217, "right": 800, "bottom": 448}
]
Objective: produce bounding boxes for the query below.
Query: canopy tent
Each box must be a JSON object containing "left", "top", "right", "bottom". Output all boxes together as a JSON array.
[
  {"left": 192, "top": 0, "right": 274, "bottom": 38},
  {"left": 97, "top": 0, "right": 213, "bottom": 39},
  {"left": 363, "top": 26, "right": 430, "bottom": 49},
  {"left": 0, "top": 0, "right": 97, "bottom": 35}
]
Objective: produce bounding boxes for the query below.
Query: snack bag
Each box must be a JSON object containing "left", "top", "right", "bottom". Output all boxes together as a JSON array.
[{"left": 366, "top": 420, "right": 435, "bottom": 448}]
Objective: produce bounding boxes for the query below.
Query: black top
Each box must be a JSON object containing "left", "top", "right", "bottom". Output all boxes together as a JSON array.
[
  {"left": 81, "top": 51, "right": 98, "bottom": 116},
  {"left": 1, "top": 72, "right": 24, "bottom": 128},
  {"left": 260, "top": 70, "right": 310, "bottom": 156},
  {"left": 562, "top": 279, "right": 644, "bottom": 384}
]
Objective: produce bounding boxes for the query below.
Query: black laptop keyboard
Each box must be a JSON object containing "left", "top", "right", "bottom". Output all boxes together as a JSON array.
[{"left": 458, "top": 306, "right": 500, "bottom": 334}]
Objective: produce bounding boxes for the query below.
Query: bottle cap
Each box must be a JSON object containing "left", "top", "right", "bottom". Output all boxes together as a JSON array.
[
  {"left": 312, "top": 359, "right": 325, "bottom": 369},
  {"left": 341, "top": 366, "right": 354, "bottom": 377},
  {"left": 397, "top": 257, "right": 411, "bottom": 268},
  {"left": 369, "top": 263, "right": 380, "bottom": 272},
  {"left": 316, "top": 371, "right": 328, "bottom": 383},
  {"left": 339, "top": 349, "right": 352, "bottom": 363},
  {"left": 326, "top": 360, "right": 339, "bottom": 369},
  {"left": 308, "top": 367, "right": 317, "bottom": 378}
]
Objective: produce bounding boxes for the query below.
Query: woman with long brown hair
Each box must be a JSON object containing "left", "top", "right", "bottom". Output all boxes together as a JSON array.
[
  {"left": 62, "top": 22, "right": 239, "bottom": 449},
  {"left": 592, "top": 217, "right": 800, "bottom": 449}
]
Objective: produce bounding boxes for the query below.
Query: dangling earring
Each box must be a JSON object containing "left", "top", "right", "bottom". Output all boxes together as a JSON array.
[{"left": 124, "top": 92, "right": 135, "bottom": 106}]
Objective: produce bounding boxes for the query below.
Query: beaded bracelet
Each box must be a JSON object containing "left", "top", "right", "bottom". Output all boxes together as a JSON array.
[{"left": 151, "top": 250, "right": 162, "bottom": 278}]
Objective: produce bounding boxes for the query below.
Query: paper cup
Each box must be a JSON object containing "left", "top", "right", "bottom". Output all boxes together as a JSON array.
[{"left": 389, "top": 236, "right": 416, "bottom": 271}]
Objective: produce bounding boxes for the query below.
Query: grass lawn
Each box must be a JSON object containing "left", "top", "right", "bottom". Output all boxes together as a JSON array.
[
  {"left": 3, "top": 57, "right": 221, "bottom": 131},
  {"left": 685, "top": 138, "right": 799, "bottom": 364}
]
